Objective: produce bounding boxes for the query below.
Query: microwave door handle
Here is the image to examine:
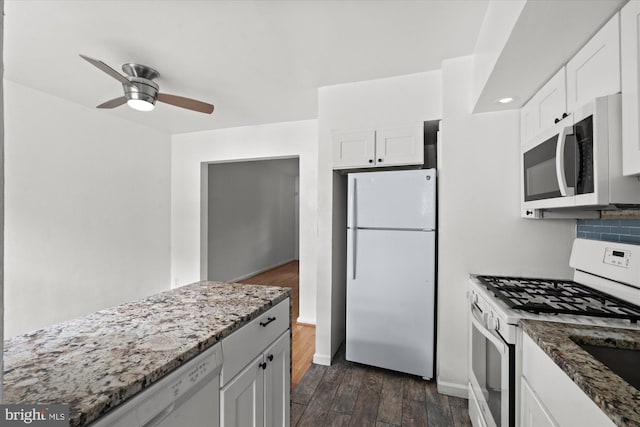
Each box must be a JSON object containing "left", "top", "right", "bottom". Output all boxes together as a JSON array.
[{"left": 555, "top": 125, "right": 575, "bottom": 197}]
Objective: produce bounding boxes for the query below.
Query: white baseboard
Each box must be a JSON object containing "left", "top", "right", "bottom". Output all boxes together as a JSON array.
[
  {"left": 312, "top": 353, "right": 331, "bottom": 366},
  {"left": 295, "top": 316, "right": 316, "bottom": 325},
  {"left": 437, "top": 380, "right": 469, "bottom": 399},
  {"left": 229, "top": 258, "right": 296, "bottom": 282}
]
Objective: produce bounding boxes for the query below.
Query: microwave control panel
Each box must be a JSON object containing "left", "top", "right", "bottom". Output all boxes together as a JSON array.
[{"left": 603, "top": 248, "right": 631, "bottom": 268}]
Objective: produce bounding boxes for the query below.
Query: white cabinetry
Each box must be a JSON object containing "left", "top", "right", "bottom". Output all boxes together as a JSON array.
[
  {"left": 566, "top": 12, "right": 620, "bottom": 112},
  {"left": 521, "top": 67, "right": 567, "bottom": 145},
  {"left": 520, "top": 377, "right": 557, "bottom": 427},
  {"left": 220, "top": 299, "right": 290, "bottom": 427},
  {"left": 621, "top": 0, "right": 640, "bottom": 175},
  {"left": 332, "top": 124, "right": 423, "bottom": 169},
  {"left": 521, "top": 333, "right": 615, "bottom": 427}
]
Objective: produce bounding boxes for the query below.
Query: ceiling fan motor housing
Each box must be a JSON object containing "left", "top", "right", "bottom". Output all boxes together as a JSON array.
[{"left": 124, "top": 76, "right": 159, "bottom": 106}]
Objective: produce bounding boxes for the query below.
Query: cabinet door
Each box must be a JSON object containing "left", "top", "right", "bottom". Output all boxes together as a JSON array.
[
  {"left": 621, "top": 0, "right": 640, "bottom": 175},
  {"left": 522, "top": 334, "right": 615, "bottom": 427},
  {"left": 263, "top": 332, "right": 290, "bottom": 427},
  {"left": 332, "top": 130, "right": 375, "bottom": 169},
  {"left": 567, "top": 12, "right": 620, "bottom": 112},
  {"left": 221, "top": 355, "right": 265, "bottom": 427},
  {"left": 375, "top": 125, "right": 424, "bottom": 167},
  {"left": 521, "top": 67, "right": 567, "bottom": 145},
  {"left": 520, "top": 377, "right": 558, "bottom": 427}
]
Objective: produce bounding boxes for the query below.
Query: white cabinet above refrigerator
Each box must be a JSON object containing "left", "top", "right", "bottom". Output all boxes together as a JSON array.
[{"left": 332, "top": 124, "right": 424, "bottom": 170}]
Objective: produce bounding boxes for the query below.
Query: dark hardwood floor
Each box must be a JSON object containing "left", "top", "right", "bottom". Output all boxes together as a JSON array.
[
  {"left": 239, "top": 261, "right": 471, "bottom": 426},
  {"left": 291, "top": 346, "right": 471, "bottom": 427}
]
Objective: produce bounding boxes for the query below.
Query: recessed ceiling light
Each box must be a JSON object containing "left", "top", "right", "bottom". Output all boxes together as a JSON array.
[{"left": 498, "top": 97, "right": 514, "bottom": 104}]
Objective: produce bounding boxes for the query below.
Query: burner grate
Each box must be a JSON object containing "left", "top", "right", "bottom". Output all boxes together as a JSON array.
[{"left": 476, "top": 275, "right": 640, "bottom": 322}]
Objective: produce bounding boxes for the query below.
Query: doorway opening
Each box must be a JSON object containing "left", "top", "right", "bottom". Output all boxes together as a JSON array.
[{"left": 202, "top": 157, "right": 314, "bottom": 388}]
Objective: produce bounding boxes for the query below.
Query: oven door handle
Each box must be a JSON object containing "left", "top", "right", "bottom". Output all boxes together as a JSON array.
[{"left": 470, "top": 302, "right": 507, "bottom": 355}]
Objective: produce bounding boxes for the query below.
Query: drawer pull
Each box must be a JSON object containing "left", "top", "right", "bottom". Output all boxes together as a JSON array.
[{"left": 260, "top": 316, "right": 276, "bottom": 327}]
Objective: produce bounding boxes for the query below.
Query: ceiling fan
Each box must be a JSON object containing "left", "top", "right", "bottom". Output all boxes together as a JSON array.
[{"left": 79, "top": 54, "right": 214, "bottom": 114}]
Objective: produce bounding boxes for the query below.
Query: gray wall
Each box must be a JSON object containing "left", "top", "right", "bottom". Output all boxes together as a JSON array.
[{"left": 207, "top": 158, "right": 299, "bottom": 282}]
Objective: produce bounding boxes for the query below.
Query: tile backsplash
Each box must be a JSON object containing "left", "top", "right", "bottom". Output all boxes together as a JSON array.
[{"left": 577, "top": 219, "right": 640, "bottom": 245}]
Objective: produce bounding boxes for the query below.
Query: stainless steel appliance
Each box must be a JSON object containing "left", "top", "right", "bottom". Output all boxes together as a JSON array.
[
  {"left": 522, "top": 94, "right": 640, "bottom": 210},
  {"left": 346, "top": 169, "right": 436, "bottom": 379},
  {"left": 468, "top": 238, "right": 640, "bottom": 427}
]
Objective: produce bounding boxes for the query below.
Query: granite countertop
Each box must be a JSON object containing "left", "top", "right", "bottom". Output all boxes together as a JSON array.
[
  {"left": 3, "top": 281, "right": 291, "bottom": 427},
  {"left": 521, "top": 319, "right": 640, "bottom": 427}
]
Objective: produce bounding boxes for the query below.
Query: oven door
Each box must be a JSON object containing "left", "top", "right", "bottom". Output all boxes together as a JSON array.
[
  {"left": 468, "top": 301, "right": 514, "bottom": 427},
  {"left": 522, "top": 118, "right": 577, "bottom": 209}
]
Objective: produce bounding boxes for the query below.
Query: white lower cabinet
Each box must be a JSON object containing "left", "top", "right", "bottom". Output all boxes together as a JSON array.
[
  {"left": 221, "top": 332, "right": 290, "bottom": 427},
  {"left": 519, "top": 377, "right": 557, "bottom": 427},
  {"left": 221, "top": 354, "right": 265, "bottom": 427},
  {"left": 521, "top": 333, "right": 615, "bottom": 427},
  {"left": 220, "top": 298, "right": 291, "bottom": 427}
]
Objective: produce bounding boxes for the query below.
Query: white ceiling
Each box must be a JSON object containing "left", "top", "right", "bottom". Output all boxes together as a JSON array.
[{"left": 4, "top": 0, "right": 489, "bottom": 135}]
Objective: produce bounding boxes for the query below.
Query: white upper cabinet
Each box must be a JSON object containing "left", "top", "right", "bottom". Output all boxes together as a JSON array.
[
  {"left": 621, "top": 0, "right": 640, "bottom": 175},
  {"left": 374, "top": 125, "right": 424, "bottom": 167},
  {"left": 332, "top": 130, "right": 376, "bottom": 169},
  {"left": 566, "top": 12, "right": 621, "bottom": 112},
  {"left": 332, "top": 124, "right": 423, "bottom": 170},
  {"left": 521, "top": 67, "right": 567, "bottom": 145}
]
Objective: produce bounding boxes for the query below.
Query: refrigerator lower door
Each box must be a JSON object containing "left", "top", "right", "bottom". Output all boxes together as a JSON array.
[{"left": 346, "top": 228, "right": 435, "bottom": 378}]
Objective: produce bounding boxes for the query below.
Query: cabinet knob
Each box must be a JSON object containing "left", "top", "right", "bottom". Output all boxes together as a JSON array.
[
  {"left": 378, "top": 158, "right": 383, "bottom": 163},
  {"left": 526, "top": 210, "right": 533, "bottom": 215},
  {"left": 368, "top": 159, "right": 373, "bottom": 164},
  {"left": 267, "top": 354, "right": 274, "bottom": 362},
  {"left": 554, "top": 118, "right": 560, "bottom": 124},
  {"left": 562, "top": 112, "right": 568, "bottom": 119},
  {"left": 259, "top": 362, "right": 267, "bottom": 370}
]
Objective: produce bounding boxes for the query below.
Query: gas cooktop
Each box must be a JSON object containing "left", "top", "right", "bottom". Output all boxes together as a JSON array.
[{"left": 476, "top": 275, "right": 640, "bottom": 322}]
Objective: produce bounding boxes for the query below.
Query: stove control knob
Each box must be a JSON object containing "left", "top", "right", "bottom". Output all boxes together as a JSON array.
[
  {"left": 469, "top": 291, "right": 478, "bottom": 304},
  {"left": 486, "top": 313, "right": 499, "bottom": 331}
]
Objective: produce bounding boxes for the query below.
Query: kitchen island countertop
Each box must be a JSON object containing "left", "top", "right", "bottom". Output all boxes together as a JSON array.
[
  {"left": 3, "top": 281, "right": 291, "bottom": 427},
  {"left": 520, "top": 319, "right": 640, "bottom": 427}
]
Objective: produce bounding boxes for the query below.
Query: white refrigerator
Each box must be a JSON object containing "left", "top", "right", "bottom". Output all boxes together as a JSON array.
[{"left": 345, "top": 168, "right": 436, "bottom": 379}]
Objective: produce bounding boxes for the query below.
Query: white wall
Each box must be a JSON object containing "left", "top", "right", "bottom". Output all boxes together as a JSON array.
[
  {"left": 207, "top": 158, "right": 298, "bottom": 282},
  {"left": 4, "top": 81, "right": 172, "bottom": 338},
  {"left": 437, "top": 56, "right": 576, "bottom": 396},
  {"left": 171, "top": 120, "right": 318, "bottom": 324},
  {"left": 315, "top": 71, "right": 442, "bottom": 364}
]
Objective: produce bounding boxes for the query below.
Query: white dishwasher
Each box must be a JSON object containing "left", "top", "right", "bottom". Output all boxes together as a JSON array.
[{"left": 89, "top": 342, "right": 222, "bottom": 427}]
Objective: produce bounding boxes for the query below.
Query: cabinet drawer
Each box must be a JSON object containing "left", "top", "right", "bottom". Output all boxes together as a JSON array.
[{"left": 221, "top": 298, "right": 289, "bottom": 385}]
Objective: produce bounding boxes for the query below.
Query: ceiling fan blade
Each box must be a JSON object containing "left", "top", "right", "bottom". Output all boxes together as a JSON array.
[
  {"left": 96, "top": 96, "right": 127, "bottom": 109},
  {"left": 79, "top": 54, "right": 132, "bottom": 87},
  {"left": 157, "top": 93, "right": 214, "bottom": 114}
]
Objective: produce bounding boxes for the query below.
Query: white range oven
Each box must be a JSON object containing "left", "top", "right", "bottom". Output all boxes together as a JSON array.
[{"left": 467, "top": 238, "right": 640, "bottom": 427}]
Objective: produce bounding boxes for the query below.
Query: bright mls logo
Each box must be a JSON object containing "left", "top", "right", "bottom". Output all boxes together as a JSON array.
[{"left": 0, "top": 405, "right": 68, "bottom": 426}]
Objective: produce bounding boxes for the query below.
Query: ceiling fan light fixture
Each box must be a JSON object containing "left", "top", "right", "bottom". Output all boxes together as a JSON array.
[{"left": 127, "top": 98, "right": 156, "bottom": 112}]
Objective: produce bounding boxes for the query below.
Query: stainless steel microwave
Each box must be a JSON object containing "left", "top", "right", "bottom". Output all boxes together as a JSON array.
[{"left": 522, "top": 93, "right": 640, "bottom": 210}]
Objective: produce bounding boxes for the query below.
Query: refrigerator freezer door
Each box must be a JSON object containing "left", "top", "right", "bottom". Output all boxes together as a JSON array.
[
  {"left": 348, "top": 169, "right": 436, "bottom": 230},
  {"left": 346, "top": 228, "right": 435, "bottom": 378}
]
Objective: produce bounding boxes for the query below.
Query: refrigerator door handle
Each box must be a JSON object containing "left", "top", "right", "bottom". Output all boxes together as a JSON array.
[{"left": 350, "top": 178, "right": 357, "bottom": 279}]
